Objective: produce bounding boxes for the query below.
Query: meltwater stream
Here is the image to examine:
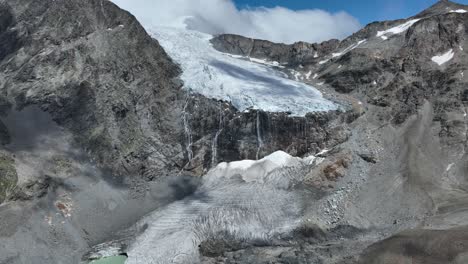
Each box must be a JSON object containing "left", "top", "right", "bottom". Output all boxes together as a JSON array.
[{"left": 125, "top": 151, "right": 315, "bottom": 264}]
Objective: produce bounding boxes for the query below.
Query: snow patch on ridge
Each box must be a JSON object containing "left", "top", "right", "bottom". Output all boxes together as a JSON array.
[
  {"left": 332, "top": 40, "right": 366, "bottom": 58},
  {"left": 248, "top": 57, "right": 284, "bottom": 68},
  {"left": 150, "top": 26, "right": 338, "bottom": 116},
  {"left": 450, "top": 9, "right": 467, "bottom": 13},
  {"left": 431, "top": 49, "right": 454, "bottom": 65},
  {"left": 377, "top": 19, "right": 421, "bottom": 40},
  {"left": 319, "top": 59, "right": 329, "bottom": 65}
]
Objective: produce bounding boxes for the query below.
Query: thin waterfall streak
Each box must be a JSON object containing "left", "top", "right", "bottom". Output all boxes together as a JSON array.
[
  {"left": 183, "top": 93, "right": 193, "bottom": 162},
  {"left": 256, "top": 111, "right": 263, "bottom": 160},
  {"left": 211, "top": 110, "right": 224, "bottom": 167}
]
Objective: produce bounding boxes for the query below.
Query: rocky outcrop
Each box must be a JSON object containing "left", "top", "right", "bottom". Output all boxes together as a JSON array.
[
  {"left": 211, "top": 34, "right": 340, "bottom": 66},
  {"left": 0, "top": 152, "right": 16, "bottom": 203},
  {"left": 0, "top": 0, "right": 187, "bottom": 182},
  {"left": 360, "top": 226, "right": 468, "bottom": 264}
]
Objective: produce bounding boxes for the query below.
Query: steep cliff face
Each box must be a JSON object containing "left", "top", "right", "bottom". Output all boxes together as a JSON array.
[
  {"left": 0, "top": 0, "right": 186, "bottom": 183},
  {"left": 183, "top": 95, "right": 352, "bottom": 175}
]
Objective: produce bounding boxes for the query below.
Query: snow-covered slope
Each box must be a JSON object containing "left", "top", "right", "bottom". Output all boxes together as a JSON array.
[
  {"left": 376, "top": 19, "right": 421, "bottom": 40},
  {"left": 149, "top": 26, "right": 338, "bottom": 116}
]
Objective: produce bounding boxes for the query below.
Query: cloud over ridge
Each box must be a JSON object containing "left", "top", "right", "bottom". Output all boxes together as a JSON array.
[{"left": 111, "top": 0, "right": 362, "bottom": 44}]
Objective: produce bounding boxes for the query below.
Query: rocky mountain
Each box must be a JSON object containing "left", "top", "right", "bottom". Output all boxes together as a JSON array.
[{"left": 0, "top": 0, "right": 468, "bottom": 263}]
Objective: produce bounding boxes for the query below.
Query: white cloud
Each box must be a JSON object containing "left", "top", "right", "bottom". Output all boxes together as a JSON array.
[{"left": 111, "top": 0, "right": 362, "bottom": 44}]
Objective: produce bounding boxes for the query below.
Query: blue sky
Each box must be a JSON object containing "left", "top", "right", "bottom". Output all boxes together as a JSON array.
[{"left": 233, "top": 0, "right": 468, "bottom": 24}]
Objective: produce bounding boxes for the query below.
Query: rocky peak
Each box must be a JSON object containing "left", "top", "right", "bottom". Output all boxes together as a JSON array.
[{"left": 416, "top": 0, "right": 466, "bottom": 17}]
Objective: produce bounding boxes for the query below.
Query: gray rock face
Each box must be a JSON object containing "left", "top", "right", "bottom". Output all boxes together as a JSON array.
[
  {"left": 211, "top": 34, "right": 340, "bottom": 66},
  {"left": 0, "top": 0, "right": 186, "bottom": 182},
  {"left": 184, "top": 95, "right": 353, "bottom": 175}
]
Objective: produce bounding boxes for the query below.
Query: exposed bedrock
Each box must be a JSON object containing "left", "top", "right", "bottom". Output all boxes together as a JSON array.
[{"left": 182, "top": 95, "right": 354, "bottom": 175}]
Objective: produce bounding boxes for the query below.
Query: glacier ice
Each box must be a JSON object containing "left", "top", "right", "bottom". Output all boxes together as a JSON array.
[
  {"left": 125, "top": 151, "right": 316, "bottom": 264},
  {"left": 149, "top": 26, "right": 338, "bottom": 116}
]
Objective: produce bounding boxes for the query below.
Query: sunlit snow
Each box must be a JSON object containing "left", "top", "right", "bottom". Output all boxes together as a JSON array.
[
  {"left": 376, "top": 19, "right": 421, "bottom": 40},
  {"left": 319, "top": 59, "right": 329, "bottom": 64},
  {"left": 431, "top": 49, "right": 454, "bottom": 65},
  {"left": 450, "top": 9, "right": 467, "bottom": 13},
  {"left": 149, "top": 26, "right": 338, "bottom": 116},
  {"left": 331, "top": 40, "right": 366, "bottom": 58}
]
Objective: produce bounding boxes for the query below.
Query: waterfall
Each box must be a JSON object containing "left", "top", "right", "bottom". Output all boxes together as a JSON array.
[
  {"left": 256, "top": 111, "right": 264, "bottom": 160},
  {"left": 211, "top": 109, "right": 224, "bottom": 166},
  {"left": 182, "top": 94, "right": 193, "bottom": 162}
]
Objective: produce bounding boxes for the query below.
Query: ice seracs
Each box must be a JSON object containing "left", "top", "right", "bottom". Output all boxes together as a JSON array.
[
  {"left": 209, "top": 151, "right": 310, "bottom": 183},
  {"left": 431, "top": 49, "right": 454, "bottom": 65},
  {"left": 376, "top": 19, "right": 421, "bottom": 40},
  {"left": 150, "top": 26, "right": 338, "bottom": 116}
]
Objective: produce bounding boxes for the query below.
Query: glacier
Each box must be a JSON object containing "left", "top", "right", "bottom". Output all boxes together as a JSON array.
[
  {"left": 149, "top": 26, "right": 338, "bottom": 116},
  {"left": 125, "top": 151, "right": 317, "bottom": 264}
]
